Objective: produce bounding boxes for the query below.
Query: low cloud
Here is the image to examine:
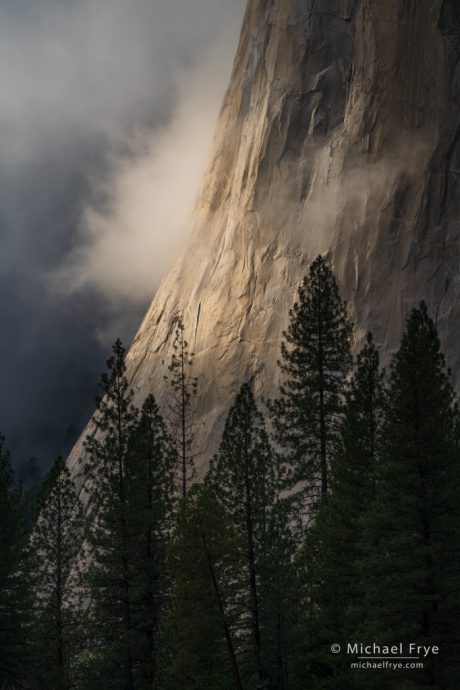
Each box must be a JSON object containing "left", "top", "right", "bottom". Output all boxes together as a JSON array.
[
  {"left": 300, "top": 133, "right": 434, "bottom": 257},
  {"left": 0, "top": 0, "right": 244, "bottom": 464},
  {"left": 55, "top": 41, "right": 238, "bottom": 307}
]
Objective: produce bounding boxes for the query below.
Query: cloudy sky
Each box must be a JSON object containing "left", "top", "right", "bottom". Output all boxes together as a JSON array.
[{"left": 0, "top": 0, "right": 245, "bottom": 469}]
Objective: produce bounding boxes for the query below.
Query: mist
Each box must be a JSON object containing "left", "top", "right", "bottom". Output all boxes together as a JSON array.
[
  {"left": 0, "top": 0, "right": 245, "bottom": 468},
  {"left": 56, "top": 42, "right": 237, "bottom": 308}
]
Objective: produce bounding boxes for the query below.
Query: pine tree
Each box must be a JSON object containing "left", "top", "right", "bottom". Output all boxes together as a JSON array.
[
  {"left": 165, "top": 485, "right": 243, "bottom": 690},
  {"left": 29, "top": 457, "right": 85, "bottom": 690},
  {"left": 126, "top": 394, "right": 176, "bottom": 688},
  {"left": 355, "top": 303, "right": 460, "bottom": 689},
  {"left": 271, "top": 256, "right": 352, "bottom": 510},
  {"left": 300, "top": 333, "right": 385, "bottom": 688},
  {"left": 164, "top": 316, "right": 198, "bottom": 499},
  {"left": 259, "top": 497, "right": 302, "bottom": 690},
  {"left": 82, "top": 339, "right": 139, "bottom": 689},
  {"left": 208, "top": 383, "right": 290, "bottom": 690},
  {"left": 82, "top": 342, "right": 176, "bottom": 689},
  {"left": 0, "top": 435, "right": 31, "bottom": 687}
]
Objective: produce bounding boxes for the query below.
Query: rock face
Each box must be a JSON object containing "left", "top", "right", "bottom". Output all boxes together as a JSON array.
[{"left": 69, "top": 0, "right": 460, "bottom": 481}]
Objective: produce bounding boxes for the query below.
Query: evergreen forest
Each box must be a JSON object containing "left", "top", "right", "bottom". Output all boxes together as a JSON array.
[{"left": 1, "top": 257, "right": 459, "bottom": 690}]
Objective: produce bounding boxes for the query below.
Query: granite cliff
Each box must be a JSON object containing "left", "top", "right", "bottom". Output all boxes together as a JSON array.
[{"left": 69, "top": 0, "right": 460, "bottom": 483}]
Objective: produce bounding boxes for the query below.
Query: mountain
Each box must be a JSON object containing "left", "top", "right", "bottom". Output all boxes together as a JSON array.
[{"left": 68, "top": 0, "right": 460, "bottom": 483}]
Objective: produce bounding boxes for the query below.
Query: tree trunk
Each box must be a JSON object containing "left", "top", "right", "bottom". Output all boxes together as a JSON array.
[
  {"left": 317, "top": 308, "right": 328, "bottom": 501},
  {"left": 199, "top": 521, "right": 243, "bottom": 690},
  {"left": 55, "top": 479, "right": 66, "bottom": 688},
  {"left": 181, "top": 343, "right": 187, "bottom": 500},
  {"left": 244, "top": 424, "right": 265, "bottom": 687},
  {"left": 117, "top": 377, "right": 134, "bottom": 690}
]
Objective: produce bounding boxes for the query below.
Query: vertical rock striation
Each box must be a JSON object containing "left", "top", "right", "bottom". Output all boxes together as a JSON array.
[{"left": 69, "top": 0, "right": 460, "bottom": 480}]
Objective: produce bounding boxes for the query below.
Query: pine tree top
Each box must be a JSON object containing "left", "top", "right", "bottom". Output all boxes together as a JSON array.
[{"left": 387, "top": 301, "right": 456, "bottom": 430}]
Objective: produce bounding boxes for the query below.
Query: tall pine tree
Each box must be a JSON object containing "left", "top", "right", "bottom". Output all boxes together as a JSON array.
[
  {"left": 126, "top": 394, "right": 176, "bottom": 689},
  {"left": 165, "top": 485, "right": 243, "bottom": 690},
  {"left": 300, "top": 333, "right": 385, "bottom": 688},
  {"left": 164, "top": 316, "right": 198, "bottom": 499},
  {"left": 208, "top": 383, "right": 292, "bottom": 690},
  {"left": 83, "top": 343, "right": 176, "bottom": 689},
  {"left": 30, "top": 457, "right": 85, "bottom": 690},
  {"left": 259, "top": 496, "right": 302, "bottom": 690},
  {"left": 82, "top": 339, "right": 139, "bottom": 689},
  {"left": 0, "top": 435, "right": 32, "bottom": 688},
  {"left": 355, "top": 303, "right": 460, "bottom": 689},
  {"left": 272, "top": 256, "right": 352, "bottom": 511}
]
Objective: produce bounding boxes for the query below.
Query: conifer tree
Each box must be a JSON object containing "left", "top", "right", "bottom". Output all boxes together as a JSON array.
[
  {"left": 355, "top": 303, "right": 460, "bottom": 689},
  {"left": 272, "top": 256, "right": 352, "bottom": 509},
  {"left": 126, "top": 394, "right": 176, "bottom": 689},
  {"left": 300, "top": 334, "right": 385, "bottom": 688},
  {"left": 259, "top": 497, "right": 302, "bottom": 690},
  {"left": 82, "top": 339, "right": 139, "bottom": 689},
  {"left": 30, "top": 457, "right": 85, "bottom": 690},
  {"left": 0, "top": 435, "right": 31, "bottom": 687},
  {"left": 164, "top": 316, "right": 198, "bottom": 499},
  {"left": 83, "top": 342, "right": 176, "bottom": 689},
  {"left": 208, "top": 383, "right": 290, "bottom": 690},
  {"left": 165, "top": 485, "right": 243, "bottom": 690}
]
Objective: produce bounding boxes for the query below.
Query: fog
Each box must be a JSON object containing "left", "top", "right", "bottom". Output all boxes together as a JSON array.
[{"left": 0, "top": 0, "right": 245, "bottom": 467}]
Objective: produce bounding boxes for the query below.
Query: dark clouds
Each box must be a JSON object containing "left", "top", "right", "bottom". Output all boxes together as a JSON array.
[{"left": 0, "top": 0, "right": 244, "bottom": 468}]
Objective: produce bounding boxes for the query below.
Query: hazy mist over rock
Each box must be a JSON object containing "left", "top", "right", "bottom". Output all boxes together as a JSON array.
[
  {"left": 0, "top": 0, "right": 244, "bottom": 466},
  {"left": 68, "top": 0, "right": 460, "bottom": 485}
]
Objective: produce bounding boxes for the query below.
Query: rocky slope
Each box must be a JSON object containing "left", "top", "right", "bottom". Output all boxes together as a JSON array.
[{"left": 69, "top": 0, "right": 460, "bottom": 483}]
